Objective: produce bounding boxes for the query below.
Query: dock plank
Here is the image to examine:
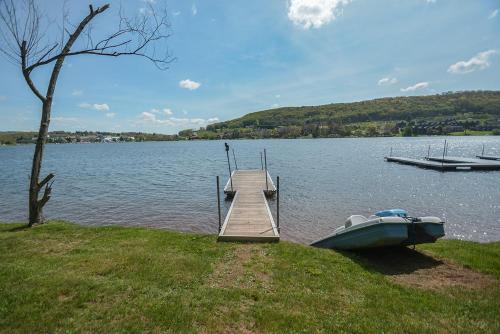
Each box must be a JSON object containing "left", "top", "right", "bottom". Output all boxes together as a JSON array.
[{"left": 218, "top": 170, "right": 279, "bottom": 242}]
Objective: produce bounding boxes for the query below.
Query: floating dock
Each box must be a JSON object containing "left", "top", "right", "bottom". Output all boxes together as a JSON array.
[
  {"left": 476, "top": 155, "right": 500, "bottom": 161},
  {"left": 426, "top": 156, "right": 492, "bottom": 164},
  {"left": 218, "top": 170, "right": 279, "bottom": 242},
  {"left": 385, "top": 156, "right": 500, "bottom": 171}
]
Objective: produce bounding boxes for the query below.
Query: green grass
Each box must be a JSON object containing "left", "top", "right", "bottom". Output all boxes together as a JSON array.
[
  {"left": 420, "top": 240, "right": 500, "bottom": 278},
  {"left": 449, "top": 130, "right": 494, "bottom": 136},
  {"left": 1, "top": 221, "right": 499, "bottom": 333}
]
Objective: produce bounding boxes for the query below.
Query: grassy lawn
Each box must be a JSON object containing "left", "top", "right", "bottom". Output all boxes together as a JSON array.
[{"left": 1, "top": 222, "right": 499, "bottom": 333}]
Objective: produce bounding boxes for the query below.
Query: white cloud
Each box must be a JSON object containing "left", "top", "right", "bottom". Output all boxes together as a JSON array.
[
  {"left": 93, "top": 104, "right": 110, "bottom": 111},
  {"left": 488, "top": 9, "right": 498, "bottom": 19},
  {"left": 139, "top": 112, "right": 218, "bottom": 127},
  {"left": 139, "top": 7, "right": 153, "bottom": 16},
  {"left": 105, "top": 113, "right": 116, "bottom": 118},
  {"left": 139, "top": 7, "right": 150, "bottom": 15},
  {"left": 179, "top": 79, "right": 201, "bottom": 90},
  {"left": 275, "top": 94, "right": 281, "bottom": 98},
  {"left": 271, "top": 103, "right": 280, "bottom": 108},
  {"left": 52, "top": 117, "right": 79, "bottom": 123},
  {"left": 377, "top": 77, "right": 398, "bottom": 86},
  {"left": 78, "top": 103, "right": 110, "bottom": 111},
  {"left": 191, "top": 4, "right": 197, "bottom": 15},
  {"left": 447, "top": 50, "right": 498, "bottom": 74},
  {"left": 149, "top": 108, "right": 173, "bottom": 115},
  {"left": 71, "top": 89, "right": 83, "bottom": 96},
  {"left": 400, "top": 82, "right": 429, "bottom": 92},
  {"left": 141, "top": 111, "right": 157, "bottom": 122},
  {"left": 288, "top": 0, "right": 351, "bottom": 29},
  {"left": 141, "top": 0, "right": 156, "bottom": 4}
]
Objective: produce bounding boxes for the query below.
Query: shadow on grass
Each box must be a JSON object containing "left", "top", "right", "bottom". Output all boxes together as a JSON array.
[
  {"left": 5, "top": 225, "right": 30, "bottom": 232},
  {"left": 340, "top": 246, "right": 443, "bottom": 275}
]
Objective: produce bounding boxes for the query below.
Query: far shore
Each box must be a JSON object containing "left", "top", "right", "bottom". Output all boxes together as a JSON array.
[{"left": 1, "top": 131, "right": 499, "bottom": 147}]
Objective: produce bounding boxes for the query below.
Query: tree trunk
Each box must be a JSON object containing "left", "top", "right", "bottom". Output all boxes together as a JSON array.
[
  {"left": 25, "top": 6, "right": 108, "bottom": 227},
  {"left": 28, "top": 100, "right": 52, "bottom": 226}
]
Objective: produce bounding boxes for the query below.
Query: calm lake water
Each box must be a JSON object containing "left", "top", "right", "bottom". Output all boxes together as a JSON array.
[{"left": 1, "top": 137, "right": 499, "bottom": 243}]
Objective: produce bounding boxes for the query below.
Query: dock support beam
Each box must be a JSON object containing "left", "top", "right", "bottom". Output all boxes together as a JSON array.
[
  {"left": 232, "top": 148, "right": 238, "bottom": 170},
  {"left": 264, "top": 149, "right": 268, "bottom": 191},
  {"left": 216, "top": 176, "right": 221, "bottom": 232},
  {"left": 225, "top": 143, "right": 233, "bottom": 191},
  {"left": 442, "top": 140, "right": 447, "bottom": 168},
  {"left": 277, "top": 176, "right": 280, "bottom": 232},
  {"left": 260, "top": 152, "right": 264, "bottom": 170}
]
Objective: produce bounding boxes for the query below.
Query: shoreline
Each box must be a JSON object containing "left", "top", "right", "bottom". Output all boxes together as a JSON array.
[
  {"left": 1, "top": 219, "right": 499, "bottom": 245},
  {"left": 1, "top": 132, "right": 499, "bottom": 147}
]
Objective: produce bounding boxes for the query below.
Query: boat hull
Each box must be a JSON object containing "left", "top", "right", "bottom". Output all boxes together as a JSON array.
[
  {"left": 311, "top": 223, "right": 408, "bottom": 250},
  {"left": 404, "top": 222, "right": 445, "bottom": 246}
]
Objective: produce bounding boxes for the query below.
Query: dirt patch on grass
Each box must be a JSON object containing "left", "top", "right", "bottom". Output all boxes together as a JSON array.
[
  {"left": 390, "top": 259, "right": 497, "bottom": 290},
  {"left": 347, "top": 247, "right": 497, "bottom": 291},
  {"left": 206, "top": 244, "right": 273, "bottom": 290},
  {"left": 221, "top": 320, "right": 257, "bottom": 334}
]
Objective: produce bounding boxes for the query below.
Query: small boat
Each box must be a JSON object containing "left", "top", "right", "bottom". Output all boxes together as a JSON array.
[{"left": 311, "top": 209, "right": 445, "bottom": 250}]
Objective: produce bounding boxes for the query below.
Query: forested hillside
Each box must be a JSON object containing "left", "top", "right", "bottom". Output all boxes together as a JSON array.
[{"left": 186, "top": 91, "right": 500, "bottom": 139}]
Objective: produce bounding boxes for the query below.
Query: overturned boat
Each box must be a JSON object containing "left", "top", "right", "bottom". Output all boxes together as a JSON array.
[{"left": 311, "top": 209, "right": 445, "bottom": 250}]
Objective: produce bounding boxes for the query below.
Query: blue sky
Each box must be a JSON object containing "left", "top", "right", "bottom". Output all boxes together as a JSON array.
[{"left": 0, "top": 0, "right": 499, "bottom": 134}]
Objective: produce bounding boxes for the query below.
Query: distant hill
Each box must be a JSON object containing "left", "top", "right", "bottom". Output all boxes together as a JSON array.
[{"left": 187, "top": 91, "right": 500, "bottom": 139}]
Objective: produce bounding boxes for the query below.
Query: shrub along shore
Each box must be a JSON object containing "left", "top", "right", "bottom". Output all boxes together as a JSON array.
[{"left": 0, "top": 221, "right": 499, "bottom": 333}]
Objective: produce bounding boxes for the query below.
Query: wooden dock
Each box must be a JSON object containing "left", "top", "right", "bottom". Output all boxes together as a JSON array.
[
  {"left": 218, "top": 170, "right": 279, "bottom": 242},
  {"left": 385, "top": 156, "right": 500, "bottom": 171}
]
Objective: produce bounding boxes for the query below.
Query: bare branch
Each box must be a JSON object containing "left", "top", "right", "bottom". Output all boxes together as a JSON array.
[
  {"left": 37, "top": 180, "right": 54, "bottom": 209},
  {"left": 38, "top": 172, "right": 55, "bottom": 190},
  {"left": 21, "top": 40, "right": 45, "bottom": 101},
  {"left": 7, "top": 1, "right": 174, "bottom": 73}
]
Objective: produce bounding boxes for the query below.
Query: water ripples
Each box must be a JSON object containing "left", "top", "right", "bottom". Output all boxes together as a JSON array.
[{"left": 0, "top": 137, "right": 499, "bottom": 243}]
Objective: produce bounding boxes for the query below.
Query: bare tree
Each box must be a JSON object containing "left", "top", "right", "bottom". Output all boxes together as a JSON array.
[{"left": 0, "top": 0, "right": 173, "bottom": 226}]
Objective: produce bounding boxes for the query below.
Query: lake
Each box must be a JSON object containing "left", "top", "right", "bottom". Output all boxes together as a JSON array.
[{"left": 1, "top": 136, "right": 499, "bottom": 243}]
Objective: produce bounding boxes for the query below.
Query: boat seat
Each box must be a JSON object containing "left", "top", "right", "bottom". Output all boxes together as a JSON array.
[{"left": 345, "top": 215, "right": 368, "bottom": 228}]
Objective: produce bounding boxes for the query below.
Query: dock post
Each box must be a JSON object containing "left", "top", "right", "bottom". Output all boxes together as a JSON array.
[
  {"left": 390, "top": 147, "right": 392, "bottom": 157},
  {"left": 427, "top": 145, "right": 430, "bottom": 159},
  {"left": 260, "top": 152, "right": 264, "bottom": 170},
  {"left": 264, "top": 149, "right": 268, "bottom": 191},
  {"left": 277, "top": 176, "right": 280, "bottom": 232},
  {"left": 482, "top": 144, "right": 485, "bottom": 156},
  {"left": 216, "top": 176, "right": 221, "bottom": 232},
  {"left": 232, "top": 148, "right": 238, "bottom": 170},
  {"left": 225, "top": 143, "right": 233, "bottom": 191},
  {"left": 442, "top": 140, "right": 446, "bottom": 168}
]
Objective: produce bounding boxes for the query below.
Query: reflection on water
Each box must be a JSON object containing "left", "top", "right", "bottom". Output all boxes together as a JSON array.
[{"left": 1, "top": 136, "right": 499, "bottom": 243}]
